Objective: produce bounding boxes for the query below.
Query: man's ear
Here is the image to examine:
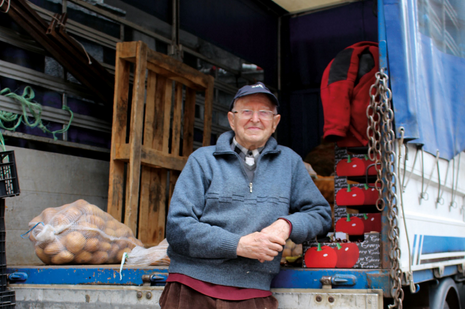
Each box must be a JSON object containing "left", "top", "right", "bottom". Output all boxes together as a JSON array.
[
  {"left": 272, "top": 114, "right": 281, "bottom": 133},
  {"left": 228, "top": 111, "right": 236, "bottom": 131}
]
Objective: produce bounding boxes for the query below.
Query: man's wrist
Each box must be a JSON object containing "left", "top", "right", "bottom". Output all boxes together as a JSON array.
[{"left": 277, "top": 218, "right": 292, "bottom": 238}]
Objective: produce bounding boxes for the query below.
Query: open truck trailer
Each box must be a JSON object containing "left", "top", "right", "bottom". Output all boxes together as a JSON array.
[{"left": 1, "top": 0, "right": 465, "bottom": 308}]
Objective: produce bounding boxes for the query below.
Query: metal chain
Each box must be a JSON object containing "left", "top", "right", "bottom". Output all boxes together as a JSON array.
[{"left": 367, "top": 71, "right": 404, "bottom": 309}]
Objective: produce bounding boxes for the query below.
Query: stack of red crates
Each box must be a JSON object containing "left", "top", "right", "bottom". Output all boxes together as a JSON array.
[{"left": 303, "top": 146, "right": 382, "bottom": 269}]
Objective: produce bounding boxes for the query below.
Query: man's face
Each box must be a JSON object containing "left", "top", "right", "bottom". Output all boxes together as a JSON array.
[{"left": 228, "top": 93, "right": 281, "bottom": 150}]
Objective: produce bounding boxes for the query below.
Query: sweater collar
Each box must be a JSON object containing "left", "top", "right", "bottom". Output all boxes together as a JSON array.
[{"left": 214, "top": 131, "right": 279, "bottom": 156}]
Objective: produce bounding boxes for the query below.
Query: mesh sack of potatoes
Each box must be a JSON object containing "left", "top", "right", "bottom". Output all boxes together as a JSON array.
[{"left": 27, "top": 199, "right": 143, "bottom": 265}]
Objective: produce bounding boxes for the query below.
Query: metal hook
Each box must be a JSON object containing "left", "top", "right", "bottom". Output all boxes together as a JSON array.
[
  {"left": 450, "top": 152, "right": 461, "bottom": 210},
  {"left": 420, "top": 150, "right": 440, "bottom": 203},
  {"left": 436, "top": 157, "right": 449, "bottom": 208}
]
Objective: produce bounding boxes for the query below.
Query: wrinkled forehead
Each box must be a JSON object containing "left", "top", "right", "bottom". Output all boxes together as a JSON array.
[{"left": 233, "top": 93, "right": 277, "bottom": 111}]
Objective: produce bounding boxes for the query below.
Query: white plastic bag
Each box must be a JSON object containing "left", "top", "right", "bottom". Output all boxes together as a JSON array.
[{"left": 126, "top": 239, "right": 170, "bottom": 266}]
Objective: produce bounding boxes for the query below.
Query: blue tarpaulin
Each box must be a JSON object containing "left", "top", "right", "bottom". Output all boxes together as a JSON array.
[{"left": 383, "top": 0, "right": 465, "bottom": 160}]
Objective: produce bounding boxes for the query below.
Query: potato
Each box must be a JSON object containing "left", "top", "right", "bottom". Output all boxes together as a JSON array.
[
  {"left": 108, "top": 244, "right": 120, "bottom": 262},
  {"left": 41, "top": 208, "right": 58, "bottom": 224},
  {"left": 128, "top": 237, "right": 143, "bottom": 248},
  {"left": 29, "top": 230, "right": 38, "bottom": 243},
  {"left": 116, "top": 239, "right": 128, "bottom": 249},
  {"left": 44, "top": 240, "right": 65, "bottom": 255},
  {"left": 84, "top": 238, "right": 100, "bottom": 253},
  {"left": 87, "top": 215, "right": 105, "bottom": 229},
  {"left": 292, "top": 244, "right": 303, "bottom": 256},
  {"left": 77, "top": 221, "right": 99, "bottom": 238},
  {"left": 73, "top": 199, "right": 88, "bottom": 208},
  {"left": 35, "top": 247, "right": 51, "bottom": 264},
  {"left": 51, "top": 250, "right": 74, "bottom": 264},
  {"left": 104, "top": 228, "right": 116, "bottom": 238},
  {"left": 90, "top": 251, "right": 108, "bottom": 264},
  {"left": 64, "top": 206, "right": 82, "bottom": 221},
  {"left": 81, "top": 204, "right": 105, "bottom": 219},
  {"left": 74, "top": 251, "right": 93, "bottom": 264},
  {"left": 99, "top": 241, "right": 112, "bottom": 252},
  {"left": 116, "top": 248, "right": 131, "bottom": 261},
  {"left": 115, "top": 228, "right": 128, "bottom": 238},
  {"left": 64, "top": 231, "right": 86, "bottom": 254},
  {"left": 282, "top": 248, "right": 292, "bottom": 257},
  {"left": 29, "top": 214, "right": 43, "bottom": 224},
  {"left": 49, "top": 213, "right": 72, "bottom": 228},
  {"left": 105, "top": 220, "right": 117, "bottom": 230}
]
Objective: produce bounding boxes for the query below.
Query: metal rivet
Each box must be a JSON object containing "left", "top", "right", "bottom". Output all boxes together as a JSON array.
[
  {"left": 328, "top": 296, "right": 335, "bottom": 303},
  {"left": 316, "top": 295, "right": 322, "bottom": 302},
  {"left": 146, "top": 292, "right": 152, "bottom": 300},
  {"left": 136, "top": 291, "right": 143, "bottom": 299}
]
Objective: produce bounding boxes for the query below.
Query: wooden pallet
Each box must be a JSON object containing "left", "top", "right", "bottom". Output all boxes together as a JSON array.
[{"left": 107, "top": 41, "right": 214, "bottom": 247}]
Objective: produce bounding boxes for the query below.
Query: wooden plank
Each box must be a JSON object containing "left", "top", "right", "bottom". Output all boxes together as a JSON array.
[
  {"left": 124, "top": 41, "right": 147, "bottom": 235},
  {"left": 141, "top": 169, "right": 167, "bottom": 247},
  {"left": 138, "top": 70, "right": 159, "bottom": 246},
  {"left": 162, "top": 80, "right": 173, "bottom": 153},
  {"left": 202, "top": 77, "right": 215, "bottom": 146},
  {"left": 107, "top": 45, "right": 130, "bottom": 222},
  {"left": 183, "top": 88, "right": 196, "bottom": 155},
  {"left": 116, "top": 41, "right": 138, "bottom": 60},
  {"left": 153, "top": 76, "right": 168, "bottom": 152},
  {"left": 146, "top": 62, "right": 201, "bottom": 92},
  {"left": 171, "top": 82, "right": 183, "bottom": 156},
  {"left": 146, "top": 48, "right": 211, "bottom": 90},
  {"left": 146, "top": 73, "right": 170, "bottom": 246},
  {"left": 114, "top": 144, "right": 187, "bottom": 171},
  {"left": 141, "top": 146, "right": 187, "bottom": 171}
]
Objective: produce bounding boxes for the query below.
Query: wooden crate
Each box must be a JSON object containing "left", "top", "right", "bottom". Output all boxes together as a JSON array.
[{"left": 107, "top": 41, "right": 214, "bottom": 247}]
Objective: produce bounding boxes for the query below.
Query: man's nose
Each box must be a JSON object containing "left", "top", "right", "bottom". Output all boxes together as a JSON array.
[{"left": 250, "top": 111, "right": 261, "bottom": 122}]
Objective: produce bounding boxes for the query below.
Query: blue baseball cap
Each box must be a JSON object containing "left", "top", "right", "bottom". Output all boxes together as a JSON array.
[{"left": 229, "top": 82, "right": 279, "bottom": 111}]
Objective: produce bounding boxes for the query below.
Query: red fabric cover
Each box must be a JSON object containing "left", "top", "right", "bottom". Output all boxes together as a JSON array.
[
  {"left": 320, "top": 41, "right": 379, "bottom": 147},
  {"left": 167, "top": 273, "right": 272, "bottom": 300}
]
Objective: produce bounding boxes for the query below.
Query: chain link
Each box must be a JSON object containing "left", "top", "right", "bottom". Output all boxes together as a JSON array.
[{"left": 367, "top": 71, "right": 404, "bottom": 309}]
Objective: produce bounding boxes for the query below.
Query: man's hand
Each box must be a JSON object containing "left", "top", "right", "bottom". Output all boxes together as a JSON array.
[
  {"left": 236, "top": 219, "right": 291, "bottom": 263},
  {"left": 260, "top": 219, "right": 291, "bottom": 244},
  {"left": 237, "top": 231, "right": 285, "bottom": 262}
]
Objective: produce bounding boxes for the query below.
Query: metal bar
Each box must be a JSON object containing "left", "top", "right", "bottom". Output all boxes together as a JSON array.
[
  {"left": 62, "top": 0, "right": 249, "bottom": 80},
  {"left": 12, "top": 0, "right": 113, "bottom": 104},
  {"left": 0, "top": 95, "right": 111, "bottom": 133},
  {"left": 64, "top": 0, "right": 171, "bottom": 44},
  {"left": 30, "top": 3, "right": 120, "bottom": 50},
  {"left": 0, "top": 26, "right": 46, "bottom": 55},
  {"left": 0, "top": 60, "right": 93, "bottom": 99},
  {"left": 1, "top": 131, "right": 110, "bottom": 153}
]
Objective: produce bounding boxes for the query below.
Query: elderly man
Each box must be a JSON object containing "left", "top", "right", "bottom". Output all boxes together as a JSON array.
[{"left": 160, "top": 82, "right": 332, "bottom": 309}]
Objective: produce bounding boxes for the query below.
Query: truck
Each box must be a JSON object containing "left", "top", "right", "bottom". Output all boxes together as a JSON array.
[{"left": 1, "top": 0, "right": 465, "bottom": 308}]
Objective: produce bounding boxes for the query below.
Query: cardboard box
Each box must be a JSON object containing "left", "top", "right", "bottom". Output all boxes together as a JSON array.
[
  {"left": 335, "top": 147, "right": 378, "bottom": 177},
  {"left": 334, "top": 177, "right": 379, "bottom": 206},
  {"left": 302, "top": 232, "right": 380, "bottom": 269}
]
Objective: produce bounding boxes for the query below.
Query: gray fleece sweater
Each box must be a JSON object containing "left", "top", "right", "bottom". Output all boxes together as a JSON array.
[{"left": 166, "top": 131, "right": 331, "bottom": 291}]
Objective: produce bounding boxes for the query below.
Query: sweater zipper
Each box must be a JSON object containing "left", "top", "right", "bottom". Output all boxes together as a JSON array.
[{"left": 249, "top": 182, "right": 253, "bottom": 193}]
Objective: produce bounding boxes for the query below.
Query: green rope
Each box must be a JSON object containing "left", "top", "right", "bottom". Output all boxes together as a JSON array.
[{"left": 0, "top": 86, "right": 74, "bottom": 151}]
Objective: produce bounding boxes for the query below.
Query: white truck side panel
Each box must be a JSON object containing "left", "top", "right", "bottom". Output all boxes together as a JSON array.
[
  {"left": 397, "top": 143, "right": 465, "bottom": 274},
  {"left": 10, "top": 285, "right": 383, "bottom": 309}
]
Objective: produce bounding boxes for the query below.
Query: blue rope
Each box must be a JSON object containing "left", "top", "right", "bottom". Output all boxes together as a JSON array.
[{"left": 20, "top": 222, "right": 44, "bottom": 239}]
